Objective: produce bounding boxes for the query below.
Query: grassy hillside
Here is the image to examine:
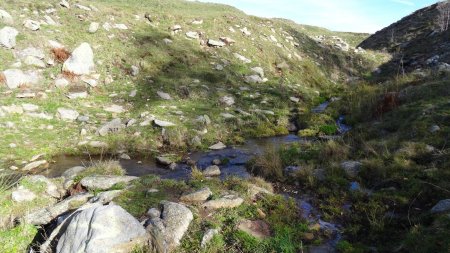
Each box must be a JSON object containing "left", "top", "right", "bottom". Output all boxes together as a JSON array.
[
  {"left": 359, "top": 2, "right": 450, "bottom": 78},
  {"left": 0, "top": 0, "right": 383, "bottom": 167}
]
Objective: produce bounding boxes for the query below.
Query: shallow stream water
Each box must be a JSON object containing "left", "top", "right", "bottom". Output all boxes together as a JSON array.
[{"left": 38, "top": 134, "right": 342, "bottom": 252}]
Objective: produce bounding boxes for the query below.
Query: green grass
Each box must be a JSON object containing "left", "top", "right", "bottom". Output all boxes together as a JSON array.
[
  {"left": 0, "top": 0, "right": 384, "bottom": 168},
  {"left": 0, "top": 223, "right": 38, "bottom": 253}
]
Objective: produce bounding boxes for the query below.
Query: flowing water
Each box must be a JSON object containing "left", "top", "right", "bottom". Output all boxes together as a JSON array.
[{"left": 38, "top": 134, "right": 343, "bottom": 252}]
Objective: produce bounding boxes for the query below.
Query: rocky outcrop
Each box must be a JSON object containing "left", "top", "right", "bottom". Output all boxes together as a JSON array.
[{"left": 24, "top": 193, "right": 93, "bottom": 225}]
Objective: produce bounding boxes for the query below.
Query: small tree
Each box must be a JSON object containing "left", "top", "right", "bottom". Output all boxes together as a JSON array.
[{"left": 436, "top": 0, "right": 450, "bottom": 32}]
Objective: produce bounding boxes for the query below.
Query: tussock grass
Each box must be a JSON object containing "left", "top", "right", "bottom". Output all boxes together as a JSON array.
[
  {"left": 78, "top": 160, "right": 125, "bottom": 179},
  {"left": 0, "top": 172, "right": 22, "bottom": 193},
  {"left": 249, "top": 148, "right": 284, "bottom": 180}
]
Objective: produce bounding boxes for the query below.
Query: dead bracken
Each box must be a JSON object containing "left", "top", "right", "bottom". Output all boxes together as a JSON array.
[{"left": 51, "top": 47, "right": 71, "bottom": 63}]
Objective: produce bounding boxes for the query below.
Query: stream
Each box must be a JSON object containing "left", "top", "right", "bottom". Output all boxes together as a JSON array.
[
  {"left": 38, "top": 134, "right": 341, "bottom": 253},
  {"left": 34, "top": 101, "right": 348, "bottom": 252}
]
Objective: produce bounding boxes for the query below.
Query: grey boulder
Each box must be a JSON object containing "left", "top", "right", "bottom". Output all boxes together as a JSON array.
[
  {"left": 0, "top": 26, "right": 18, "bottom": 48},
  {"left": 180, "top": 187, "right": 212, "bottom": 202},
  {"left": 56, "top": 203, "right": 147, "bottom": 253},
  {"left": 431, "top": 199, "right": 450, "bottom": 214},
  {"left": 62, "top": 43, "right": 95, "bottom": 75},
  {"left": 146, "top": 201, "right": 193, "bottom": 253}
]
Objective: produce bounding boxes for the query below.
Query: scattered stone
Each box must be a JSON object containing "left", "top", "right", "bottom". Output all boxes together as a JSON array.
[
  {"left": 62, "top": 42, "right": 95, "bottom": 75},
  {"left": 234, "top": 53, "right": 251, "bottom": 63},
  {"left": 220, "top": 113, "right": 235, "bottom": 119},
  {"left": 192, "top": 19, "right": 203, "bottom": 25},
  {"left": 60, "top": 0, "right": 70, "bottom": 8},
  {"left": 0, "top": 9, "right": 14, "bottom": 24},
  {"left": 113, "top": 23, "right": 128, "bottom": 30},
  {"left": 212, "top": 159, "right": 221, "bottom": 165},
  {"left": 23, "top": 19, "right": 40, "bottom": 31},
  {"left": 55, "top": 78, "right": 70, "bottom": 88},
  {"left": 80, "top": 176, "right": 138, "bottom": 190},
  {"left": 98, "top": 118, "right": 125, "bottom": 136},
  {"left": 163, "top": 38, "right": 173, "bottom": 44},
  {"left": 56, "top": 204, "right": 147, "bottom": 253},
  {"left": 20, "top": 47, "right": 45, "bottom": 59},
  {"left": 156, "top": 156, "right": 174, "bottom": 166},
  {"left": 180, "top": 187, "right": 212, "bottom": 202},
  {"left": 11, "top": 186, "right": 36, "bottom": 202},
  {"left": 290, "top": 97, "right": 300, "bottom": 103},
  {"left": 201, "top": 229, "right": 219, "bottom": 248},
  {"left": 207, "top": 39, "right": 226, "bottom": 47},
  {"left": 2, "top": 69, "right": 39, "bottom": 89},
  {"left": 202, "top": 194, "right": 243, "bottom": 210},
  {"left": 62, "top": 166, "right": 87, "bottom": 179},
  {"left": 81, "top": 76, "right": 98, "bottom": 87},
  {"left": 157, "top": 91, "right": 172, "bottom": 100},
  {"left": 248, "top": 184, "right": 273, "bottom": 199},
  {"left": 154, "top": 119, "right": 176, "bottom": 127},
  {"left": 67, "top": 91, "right": 88, "bottom": 99},
  {"left": 22, "top": 160, "right": 48, "bottom": 171},
  {"left": 220, "top": 37, "right": 236, "bottom": 45},
  {"left": 431, "top": 199, "right": 450, "bottom": 213},
  {"left": 251, "top": 67, "right": 264, "bottom": 78},
  {"left": 0, "top": 26, "right": 17, "bottom": 49},
  {"left": 340, "top": 161, "right": 362, "bottom": 178},
  {"left": 219, "top": 96, "right": 235, "bottom": 106},
  {"left": 171, "top": 24, "right": 182, "bottom": 31},
  {"left": 240, "top": 27, "right": 251, "bottom": 36},
  {"left": 2, "top": 105, "right": 23, "bottom": 114},
  {"left": 56, "top": 108, "right": 79, "bottom": 121},
  {"left": 27, "top": 175, "right": 60, "bottom": 198},
  {"left": 276, "top": 61, "right": 289, "bottom": 70},
  {"left": 120, "top": 153, "right": 131, "bottom": 160},
  {"left": 245, "top": 75, "right": 265, "bottom": 84},
  {"left": 16, "top": 92, "right": 36, "bottom": 98},
  {"left": 88, "top": 22, "right": 99, "bottom": 33},
  {"left": 209, "top": 142, "right": 226, "bottom": 150},
  {"left": 74, "top": 3, "right": 91, "bottom": 11},
  {"left": 22, "top": 103, "right": 39, "bottom": 112},
  {"left": 104, "top": 104, "right": 126, "bottom": 113},
  {"left": 131, "top": 65, "right": 139, "bottom": 76},
  {"left": 196, "top": 115, "right": 211, "bottom": 125},
  {"left": 44, "top": 15, "right": 58, "bottom": 26},
  {"left": 237, "top": 220, "right": 271, "bottom": 239},
  {"left": 146, "top": 201, "right": 193, "bottom": 253},
  {"left": 215, "top": 64, "right": 224, "bottom": 70},
  {"left": 203, "top": 165, "right": 221, "bottom": 177},
  {"left": 186, "top": 31, "right": 199, "bottom": 39},
  {"left": 77, "top": 115, "right": 90, "bottom": 122},
  {"left": 429, "top": 125, "right": 441, "bottom": 133},
  {"left": 88, "top": 141, "right": 108, "bottom": 148}
]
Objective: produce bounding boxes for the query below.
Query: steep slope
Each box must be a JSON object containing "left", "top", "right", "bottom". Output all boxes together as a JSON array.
[
  {"left": 0, "top": 0, "right": 379, "bottom": 166},
  {"left": 359, "top": 1, "right": 450, "bottom": 77}
]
